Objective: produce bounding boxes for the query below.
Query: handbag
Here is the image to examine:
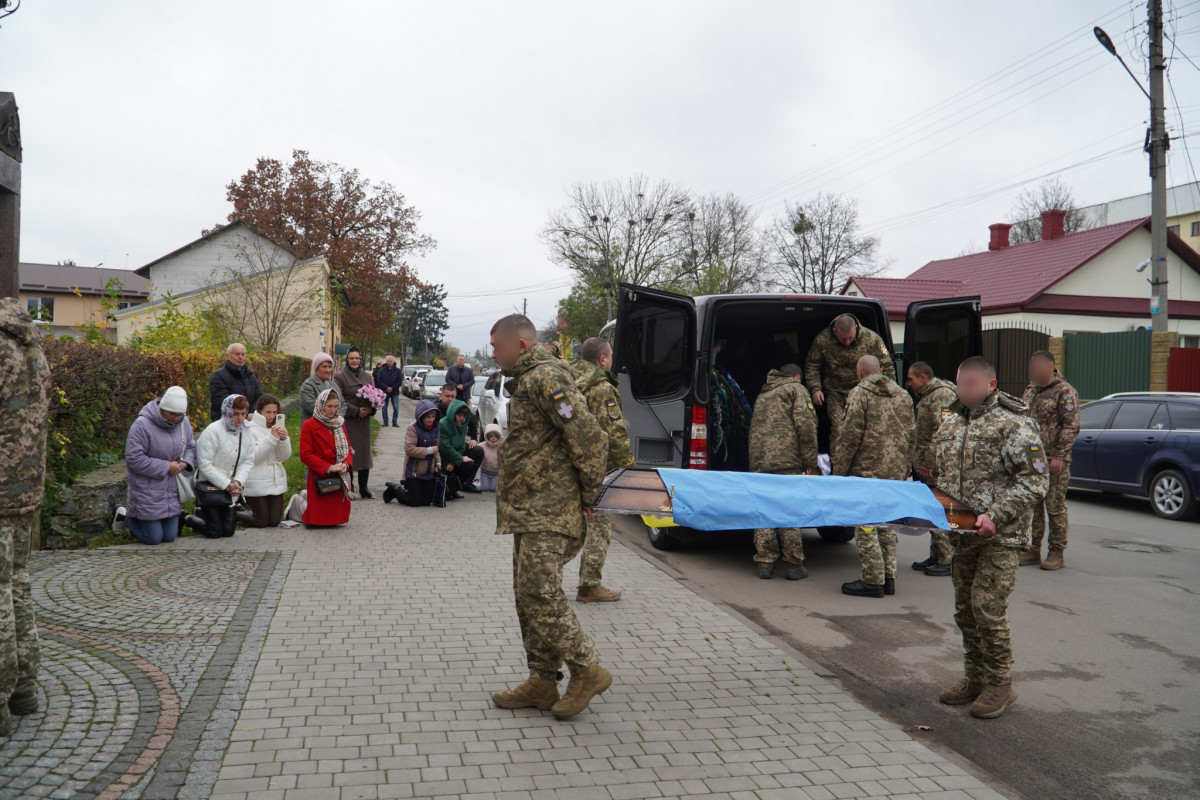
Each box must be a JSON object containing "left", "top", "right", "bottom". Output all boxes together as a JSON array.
[
  {"left": 195, "top": 431, "right": 243, "bottom": 508},
  {"left": 314, "top": 475, "right": 344, "bottom": 495},
  {"left": 434, "top": 473, "right": 448, "bottom": 508},
  {"left": 175, "top": 424, "right": 195, "bottom": 504}
]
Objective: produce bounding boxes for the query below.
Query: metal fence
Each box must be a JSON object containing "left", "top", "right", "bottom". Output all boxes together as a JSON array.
[
  {"left": 1063, "top": 329, "right": 1151, "bottom": 400},
  {"left": 982, "top": 323, "right": 1050, "bottom": 397},
  {"left": 1167, "top": 346, "right": 1200, "bottom": 392}
]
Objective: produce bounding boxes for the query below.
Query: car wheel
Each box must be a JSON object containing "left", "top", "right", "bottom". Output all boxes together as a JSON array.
[
  {"left": 1150, "top": 469, "right": 1197, "bottom": 520},
  {"left": 816, "top": 526, "right": 855, "bottom": 544},
  {"left": 646, "top": 523, "right": 681, "bottom": 551}
]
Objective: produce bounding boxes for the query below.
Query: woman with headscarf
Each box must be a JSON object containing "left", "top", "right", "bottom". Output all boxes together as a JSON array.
[
  {"left": 299, "top": 352, "right": 344, "bottom": 424},
  {"left": 333, "top": 346, "right": 376, "bottom": 498},
  {"left": 194, "top": 394, "right": 256, "bottom": 538},
  {"left": 121, "top": 385, "right": 196, "bottom": 545},
  {"left": 299, "top": 388, "right": 353, "bottom": 527}
]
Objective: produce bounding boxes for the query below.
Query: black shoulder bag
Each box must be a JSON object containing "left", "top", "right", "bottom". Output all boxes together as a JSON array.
[{"left": 195, "top": 431, "right": 244, "bottom": 508}]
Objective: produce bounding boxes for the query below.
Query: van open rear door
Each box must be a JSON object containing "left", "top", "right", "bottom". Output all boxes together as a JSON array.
[
  {"left": 902, "top": 297, "right": 982, "bottom": 381},
  {"left": 613, "top": 283, "right": 697, "bottom": 469}
]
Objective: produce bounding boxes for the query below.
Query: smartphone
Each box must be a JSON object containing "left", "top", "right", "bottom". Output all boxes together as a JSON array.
[{"left": 275, "top": 413, "right": 286, "bottom": 428}]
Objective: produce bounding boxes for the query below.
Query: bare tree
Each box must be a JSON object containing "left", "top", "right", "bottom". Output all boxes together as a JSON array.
[
  {"left": 1008, "top": 177, "right": 1090, "bottom": 244},
  {"left": 198, "top": 236, "right": 329, "bottom": 353},
  {"left": 767, "top": 193, "right": 887, "bottom": 294},
  {"left": 667, "top": 193, "right": 770, "bottom": 295}
]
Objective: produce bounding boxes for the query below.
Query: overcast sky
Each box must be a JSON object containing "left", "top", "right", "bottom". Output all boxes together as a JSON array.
[{"left": 5, "top": 1, "right": 1200, "bottom": 353}]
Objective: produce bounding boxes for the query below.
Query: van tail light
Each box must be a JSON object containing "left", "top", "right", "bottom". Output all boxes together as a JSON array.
[{"left": 688, "top": 406, "right": 708, "bottom": 469}]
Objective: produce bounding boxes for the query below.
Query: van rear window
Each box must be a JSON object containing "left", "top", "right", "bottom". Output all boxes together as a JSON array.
[{"left": 620, "top": 303, "right": 688, "bottom": 398}]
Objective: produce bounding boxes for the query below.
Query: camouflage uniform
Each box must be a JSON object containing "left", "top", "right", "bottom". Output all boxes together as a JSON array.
[
  {"left": 498, "top": 346, "right": 608, "bottom": 679},
  {"left": 935, "top": 390, "right": 1048, "bottom": 687},
  {"left": 832, "top": 373, "right": 914, "bottom": 584},
  {"left": 804, "top": 316, "right": 896, "bottom": 445},
  {"left": 1021, "top": 374, "right": 1080, "bottom": 553},
  {"left": 0, "top": 299, "right": 50, "bottom": 731},
  {"left": 913, "top": 377, "right": 960, "bottom": 565},
  {"left": 748, "top": 370, "right": 820, "bottom": 567},
  {"left": 570, "top": 360, "right": 634, "bottom": 590}
]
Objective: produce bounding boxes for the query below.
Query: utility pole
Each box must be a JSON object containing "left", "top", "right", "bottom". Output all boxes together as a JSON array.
[
  {"left": 522, "top": 298, "right": 527, "bottom": 317},
  {"left": 1148, "top": 0, "right": 1170, "bottom": 332}
]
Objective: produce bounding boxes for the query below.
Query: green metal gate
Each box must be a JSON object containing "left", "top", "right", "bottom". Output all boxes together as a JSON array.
[{"left": 1063, "top": 330, "right": 1150, "bottom": 400}]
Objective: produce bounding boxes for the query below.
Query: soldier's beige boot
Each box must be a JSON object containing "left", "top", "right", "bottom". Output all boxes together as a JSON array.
[
  {"left": 1019, "top": 549, "right": 1041, "bottom": 566},
  {"left": 970, "top": 684, "right": 1017, "bottom": 719},
  {"left": 577, "top": 586, "right": 621, "bottom": 603},
  {"left": 550, "top": 664, "right": 612, "bottom": 719},
  {"left": 938, "top": 677, "right": 984, "bottom": 706},
  {"left": 492, "top": 677, "right": 559, "bottom": 711},
  {"left": 1041, "top": 549, "right": 1064, "bottom": 571}
]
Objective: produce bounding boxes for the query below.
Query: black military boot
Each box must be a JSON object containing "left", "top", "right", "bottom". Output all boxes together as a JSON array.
[
  {"left": 911, "top": 557, "right": 935, "bottom": 571},
  {"left": 841, "top": 579, "right": 885, "bottom": 598},
  {"left": 924, "top": 563, "right": 952, "bottom": 577},
  {"left": 884, "top": 578, "right": 896, "bottom": 596}
]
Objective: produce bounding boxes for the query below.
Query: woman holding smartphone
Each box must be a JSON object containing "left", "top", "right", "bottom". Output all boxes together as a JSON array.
[{"left": 243, "top": 394, "right": 292, "bottom": 527}]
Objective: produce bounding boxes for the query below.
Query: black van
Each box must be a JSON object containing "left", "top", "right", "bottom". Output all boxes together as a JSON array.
[{"left": 603, "top": 282, "right": 982, "bottom": 550}]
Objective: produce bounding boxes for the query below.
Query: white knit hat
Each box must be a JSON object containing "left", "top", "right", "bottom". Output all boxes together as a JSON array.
[{"left": 160, "top": 386, "right": 188, "bottom": 414}]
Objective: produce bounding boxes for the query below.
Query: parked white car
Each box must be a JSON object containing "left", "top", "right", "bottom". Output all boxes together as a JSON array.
[
  {"left": 420, "top": 370, "right": 449, "bottom": 402},
  {"left": 402, "top": 364, "right": 433, "bottom": 398},
  {"left": 478, "top": 373, "right": 511, "bottom": 438}
]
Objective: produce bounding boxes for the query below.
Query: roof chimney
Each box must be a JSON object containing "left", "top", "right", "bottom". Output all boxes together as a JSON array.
[
  {"left": 1041, "top": 209, "right": 1066, "bottom": 240},
  {"left": 988, "top": 223, "right": 1012, "bottom": 251}
]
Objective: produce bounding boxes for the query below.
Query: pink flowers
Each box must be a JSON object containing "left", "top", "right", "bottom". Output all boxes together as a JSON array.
[{"left": 357, "top": 385, "right": 387, "bottom": 410}]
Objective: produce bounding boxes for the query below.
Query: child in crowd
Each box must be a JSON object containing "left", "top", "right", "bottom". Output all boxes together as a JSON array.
[{"left": 479, "top": 423, "right": 501, "bottom": 492}]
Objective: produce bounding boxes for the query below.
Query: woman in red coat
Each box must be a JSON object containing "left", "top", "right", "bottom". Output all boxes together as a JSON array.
[{"left": 300, "top": 389, "right": 353, "bottom": 527}]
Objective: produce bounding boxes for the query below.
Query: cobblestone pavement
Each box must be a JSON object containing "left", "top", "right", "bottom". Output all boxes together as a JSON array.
[{"left": 2, "top": 423, "right": 1017, "bottom": 800}]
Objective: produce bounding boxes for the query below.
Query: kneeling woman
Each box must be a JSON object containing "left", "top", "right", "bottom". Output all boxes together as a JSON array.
[
  {"left": 300, "top": 389, "right": 353, "bottom": 527},
  {"left": 383, "top": 400, "right": 441, "bottom": 506}
]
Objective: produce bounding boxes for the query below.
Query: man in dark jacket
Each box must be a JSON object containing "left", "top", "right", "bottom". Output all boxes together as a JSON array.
[
  {"left": 375, "top": 355, "right": 404, "bottom": 427},
  {"left": 447, "top": 354, "right": 475, "bottom": 402},
  {"left": 209, "top": 343, "right": 262, "bottom": 423}
]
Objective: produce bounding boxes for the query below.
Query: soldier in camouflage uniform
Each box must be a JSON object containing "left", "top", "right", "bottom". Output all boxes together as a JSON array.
[
  {"left": 832, "top": 356, "right": 914, "bottom": 598},
  {"left": 1020, "top": 351, "right": 1079, "bottom": 571},
  {"left": 935, "top": 356, "right": 1048, "bottom": 719},
  {"left": 748, "top": 364, "right": 820, "bottom": 580},
  {"left": 805, "top": 314, "right": 896, "bottom": 447},
  {"left": 489, "top": 315, "right": 613, "bottom": 719},
  {"left": 570, "top": 338, "right": 634, "bottom": 603},
  {"left": 0, "top": 298, "right": 50, "bottom": 737},
  {"left": 907, "top": 361, "right": 959, "bottom": 577}
]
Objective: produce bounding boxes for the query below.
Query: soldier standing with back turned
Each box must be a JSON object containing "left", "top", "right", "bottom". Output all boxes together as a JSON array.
[
  {"left": 489, "top": 314, "right": 613, "bottom": 719},
  {"left": 907, "top": 360, "right": 959, "bottom": 577},
  {"left": 0, "top": 298, "right": 50, "bottom": 737},
  {"left": 571, "top": 337, "right": 634, "bottom": 603},
  {"left": 748, "top": 363, "right": 820, "bottom": 580},
  {"left": 1020, "top": 350, "right": 1079, "bottom": 571},
  {"left": 832, "top": 355, "right": 914, "bottom": 598},
  {"left": 935, "top": 356, "right": 1047, "bottom": 719}
]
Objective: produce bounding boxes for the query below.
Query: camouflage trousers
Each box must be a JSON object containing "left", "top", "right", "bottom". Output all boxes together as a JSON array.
[
  {"left": 854, "top": 526, "right": 897, "bottom": 585},
  {"left": 1030, "top": 466, "right": 1070, "bottom": 552},
  {"left": 825, "top": 390, "right": 848, "bottom": 447},
  {"left": 1, "top": 510, "right": 40, "bottom": 716},
  {"left": 512, "top": 531, "right": 598, "bottom": 680},
  {"left": 577, "top": 514, "right": 611, "bottom": 590},
  {"left": 929, "top": 531, "right": 953, "bottom": 565},
  {"left": 952, "top": 544, "right": 1020, "bottom": 686},
  {"left": 753, "top": 528, "right": 805, "bottom": 567}
]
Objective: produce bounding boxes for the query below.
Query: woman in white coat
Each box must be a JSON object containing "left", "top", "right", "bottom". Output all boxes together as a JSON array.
[
  {"left": 195, "top": 394, "right": 256, "bottom": 538},
  {"left": 242, "top": 394, "right": 292, "bottom": 527}
]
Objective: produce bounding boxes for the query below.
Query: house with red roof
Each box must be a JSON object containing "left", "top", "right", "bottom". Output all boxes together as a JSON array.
[{"left": 842, "top": 209, "right": 1200, "bottom": 349}]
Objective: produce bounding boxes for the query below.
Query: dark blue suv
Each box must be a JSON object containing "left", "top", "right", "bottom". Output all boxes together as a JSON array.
[{"left": 1070, "top": 392, "right": 1200, "bottom": 520}]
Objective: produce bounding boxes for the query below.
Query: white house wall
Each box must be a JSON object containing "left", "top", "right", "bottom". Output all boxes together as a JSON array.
[{"left": 144, "top": 226, "right": 280, "bottom": 298}]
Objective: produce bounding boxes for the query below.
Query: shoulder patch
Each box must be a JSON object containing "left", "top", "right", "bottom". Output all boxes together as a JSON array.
[
  {"left": 807, "top": 400, "right": 814, "bottom": 411},
  {"left": 940, "top": 408, "right": 955, "bottom": 423},
  {"left": 551, "top": 388, "right": 574, "bottom": 419},
  {"left": 1064, "top": 395, "right": 1076, "bottom": 412},
  {"left": 605, "top": 398, "right": 616, "bottom": 407},
  {"left": 1030, "top": 443, "right": 1046, "bottom": 474},
  {"left": 880, "top": 344, "right": 888, "bottom": 356}
]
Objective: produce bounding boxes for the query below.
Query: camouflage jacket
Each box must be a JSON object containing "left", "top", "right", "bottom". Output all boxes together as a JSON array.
[
  {"left": 934, "top": 390, "right": 1049, "bottom": 550},
  {"left": 832, "top": 373, "right": 914, "bottom": 480},
  {"left": 804, "top": 316, "right": 896, "bottom": 396},
  {"left": 0, "top": 298, "right": 51, "bottom": 515},
  {"left": 1021, "top": 374, "right": 1080, "bottom": 462},
  {"left": 571, "top": 359, "right": 634, "bottom": 470},
  {"left": 496, "top": 346, "right": 608, "bottom": 537},
  {"left": 748, "top": 370, "right": 819, "bottom": 474},
  {"left": 912, "top": 377, "right": 959, "bottom": 477}
]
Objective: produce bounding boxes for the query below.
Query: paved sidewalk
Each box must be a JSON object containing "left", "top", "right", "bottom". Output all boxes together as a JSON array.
[{"left": 2, "top": 422, "right": 1015, "bottom": 800}]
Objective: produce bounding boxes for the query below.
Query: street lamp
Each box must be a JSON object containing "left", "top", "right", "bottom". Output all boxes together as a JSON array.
[{"left": 1093, "top": 27, "right": 1151, "bottom": 100}]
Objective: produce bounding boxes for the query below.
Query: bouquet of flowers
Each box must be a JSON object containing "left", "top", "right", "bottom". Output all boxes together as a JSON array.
[{"left": 357, "top": 384, "right": 387, "bottom": 411}]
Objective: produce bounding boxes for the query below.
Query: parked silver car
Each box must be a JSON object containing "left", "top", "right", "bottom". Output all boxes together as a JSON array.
[
  {"left": 402, "top": 364, "right": 433, "bottom": 398},
  {"left": 478, "top": 373, "right": 511, "bottom": 438},
  {"left": 420, "top": 370, "right": 449, "bottom": 401}
]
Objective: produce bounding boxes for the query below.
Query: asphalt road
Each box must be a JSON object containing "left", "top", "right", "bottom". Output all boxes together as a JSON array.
[{"left": 612, "top": 488, "right": 1200, "bottom": 800}]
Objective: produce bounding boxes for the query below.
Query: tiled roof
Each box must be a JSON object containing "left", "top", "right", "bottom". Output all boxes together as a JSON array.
[{"left": 19, "top": 263, "right": 150, "bottom": 297}]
